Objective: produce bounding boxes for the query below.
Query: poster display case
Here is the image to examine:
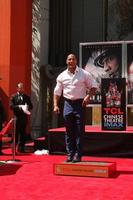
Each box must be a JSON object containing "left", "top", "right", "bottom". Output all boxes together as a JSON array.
[
  {"left": 79, "top": 41, "right": 124, "bottom": 105},
  {"left": 79, "top": 41, "right": 133, "bottom": 128}
]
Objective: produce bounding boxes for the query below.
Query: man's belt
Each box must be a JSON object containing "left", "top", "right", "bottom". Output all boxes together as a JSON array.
[{"left": 64, "top": 98, "right": 83, "bottom": 103}]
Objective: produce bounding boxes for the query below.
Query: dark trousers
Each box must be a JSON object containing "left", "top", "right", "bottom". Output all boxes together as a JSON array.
[
  {"left": 0, "top": 123, "right": 2, "bottom": 152},
  {"left": 0, "top": 140, "right": 2, "bottom": 152},
  {"left": 63, "top": 99, "right": 85, "bottom": 158},
  {"left": 15, "top": 115, "right": 27, "bottom": 149}
]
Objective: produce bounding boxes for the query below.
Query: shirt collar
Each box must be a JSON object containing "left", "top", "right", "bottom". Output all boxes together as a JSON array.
[{"left": 67, "top": 65, "right": 79, "bottom": 74}]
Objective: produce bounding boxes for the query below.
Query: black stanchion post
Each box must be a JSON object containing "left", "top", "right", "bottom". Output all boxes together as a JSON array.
[
  {"left": 6, "top": 117, "right": 21, "bottom": 163},
  {"left": 12, "top": 116, "right": 16, "bottom": 161}
]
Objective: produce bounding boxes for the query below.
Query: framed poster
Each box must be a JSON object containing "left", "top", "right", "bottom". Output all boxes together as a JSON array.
[
  {"left": 126, "top": 42, "right": 133, "bottom": 105},
  {"left": 101, "top": 78, "right": 126, "bottom": 131},
  {"left": 79, "top": 41, "right": 123, "bottom": 104}
]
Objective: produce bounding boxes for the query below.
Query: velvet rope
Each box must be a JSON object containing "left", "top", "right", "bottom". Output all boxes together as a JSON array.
[{"left": 0, "top": 119, "right": 13, "bottom": 140}]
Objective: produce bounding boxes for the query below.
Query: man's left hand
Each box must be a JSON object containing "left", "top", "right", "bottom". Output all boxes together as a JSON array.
[{"left": 82, "top": 95, "right": 90, "bottom": 107}]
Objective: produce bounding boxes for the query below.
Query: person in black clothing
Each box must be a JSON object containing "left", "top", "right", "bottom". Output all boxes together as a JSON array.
[
  {"left": 10, "top": 82, "right": 33, "bottom": 153},
  {"left": 0, "top": 99, "right": 6, "bottom": 155}
]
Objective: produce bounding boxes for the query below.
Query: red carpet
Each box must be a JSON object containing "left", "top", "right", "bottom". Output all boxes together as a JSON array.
[
  {"left": 49, "top": 125, "right": 133, "bottom": 133},
  {"left": 0, "top": 148, "right": 133, "bottom": 200}
]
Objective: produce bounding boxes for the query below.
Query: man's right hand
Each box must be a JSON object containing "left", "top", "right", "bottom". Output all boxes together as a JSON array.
[{"left": 53, "top": 105, "right": 60, "bottom": 114}]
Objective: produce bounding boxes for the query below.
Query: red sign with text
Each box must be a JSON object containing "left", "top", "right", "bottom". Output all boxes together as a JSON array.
[{"left": 101, "top": 78, "right": 126, "bottom": 131}]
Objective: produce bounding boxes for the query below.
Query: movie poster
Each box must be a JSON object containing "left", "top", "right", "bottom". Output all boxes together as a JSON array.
[
  {"left": 127, "top": 42, "right": 133, "bottom": 105},
  {"left": 101, "top": 78, "right": 126, "bottom": 131},
  {"left": 80, "top": 42, "right": 123, "bottom": 104}
]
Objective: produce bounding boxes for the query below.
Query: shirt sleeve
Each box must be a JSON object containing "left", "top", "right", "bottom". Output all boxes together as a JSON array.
[
  {"left": 26, "top": 96, "right": 33, "bottom": 111},
  {"left": 85, "top": 70, "right": 98, "bottom": 89},
  {"left": 54, "top": 74, "right": 63, "bottom": 96}
]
